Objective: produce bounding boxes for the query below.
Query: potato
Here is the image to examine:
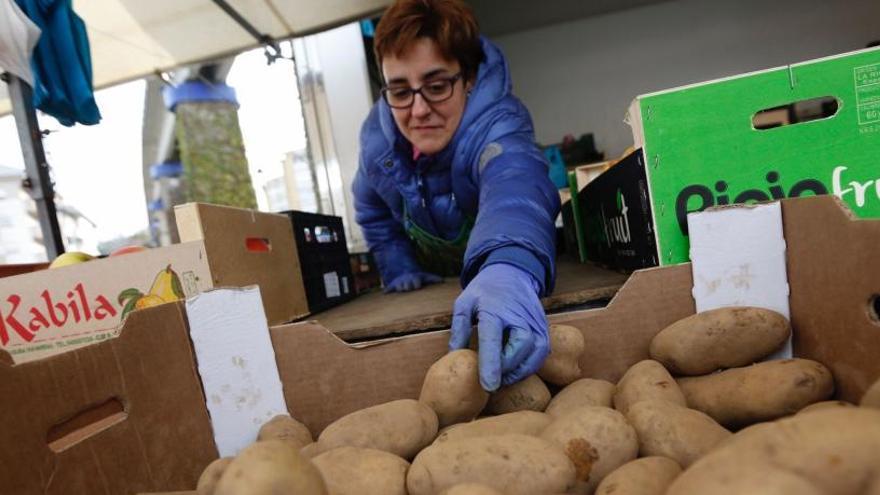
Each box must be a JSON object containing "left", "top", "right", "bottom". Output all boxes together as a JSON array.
[
  {"left": 867, "top": 476, "right": 880, "bottom": 495},
  {"left": 257, "top": 413, "right": 313, "bottom": 450},
  {"left": 595, "top": 456, "right": 682, "bottom": 495},
  {"left": 311, "top": 446, "right": 409, "bottom": 495},
  {"left": 407, "top": 434, "right": 577, "bottom": 495},
  {"left": 540, "top": 406, "right": 638, "bottom": 494},
  {"left": 196, "top": 457, "right": 233, "bottom": 495},
  {"left": 316, "top": 399, "right": 438, "bottom": 460},
  {"left": 667, "top": 460, "right": 824, "bottom": 495},
  {"left": 438, "top": 483, "right": 504, "bottom": 495},
  {"left": 861, "top": 376, "right": 880, "bottom": 408},
  {"left": 538, "top": 324, "right": 585, "bottom": 386},
  {"left": 214, "top": 440, "right": 326, "bottom": 495},
  {"left": 797, "top": 400, "right": 855, "bottom": 415},
  {"left": 300, "top": 442, "right": 320, "bottom": 459},
  {"left": 435, "top": 411, "right": 552, "bottom": 444},
  {"left": 546, "top": 378, "right": 615, "bottom": 418},
  {"left": 625, "top": 400, "right": 730, "bottom": 467},
  {"left": 484, "top": 375, "right": 551, "bottom": 414},
  {"left": 649, "top": 307, "right": 790, "bottom": 376},
  {"left": 613, "top": 360, "right": 685, "bottom": 416},
  {"left": 677, "top": 358, "right": 834, "bottom": 427},
  {"left": 667, "top": 408, "right": 880, "bottom": 495},
  {"left": 419, "top": 350, "right": 489, "bottom": 427}
]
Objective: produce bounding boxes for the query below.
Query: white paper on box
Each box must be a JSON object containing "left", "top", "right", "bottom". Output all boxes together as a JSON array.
[
  {"left": 688, "top": 202, "right": 792, "bottom": 358},
  {"left": 185, "top": 287, "right": 289, "bottom": 456}
]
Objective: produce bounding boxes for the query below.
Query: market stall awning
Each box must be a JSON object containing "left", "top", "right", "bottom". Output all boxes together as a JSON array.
[{"left": 0, "top": 0, "right": 390, "bottom": 116}]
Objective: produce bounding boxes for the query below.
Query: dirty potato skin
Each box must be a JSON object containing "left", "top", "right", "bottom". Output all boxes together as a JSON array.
[
  {"left": 613, "top": 360, "right": 686, "bottom": 416},
  {"left": 595, "top": 456, "right": 682, "bottom": 495},
  {"left": 214, "top": 440, "right": 327, "bottom": 495},
  {"left": 419, "top": 349, "right": 490, "bottom": 428},
  {"left": 257, "top": 413, "right": 313, "bottom": 450},
  {"left": 407, "top": 434, "right": 577, "bottom": 495},
  {"left": 316, "top": 399, "right": 439, "bottom": 460},
  {"left": 196, "top": 457, "right": 233, "bottom": 495},
  {"left": 485, "top": 375, "right": 552, "bottom": 414},
  {"left": 625, "top": 400, "right": 731, "bottom": 468},
  {"left": 434, "top": 411, "right": 552, "bottom": 444},
  {"left": 538, "top": 324, "right": 585, "bottom": 386},
  {"left": 546, "top": 378, "right": 615, "bottom": 418},
  {"left": 311, "top": 446, "right": 409, "bottom": 495},
  {"left": 540, "top": 406, "right": 639, "bottom": 494},
  {"left": 677, "top": 358, "right": 834, "bottom": 427},
  {"left": 649, "top": 307, "right": 791, "bottom": 376}
]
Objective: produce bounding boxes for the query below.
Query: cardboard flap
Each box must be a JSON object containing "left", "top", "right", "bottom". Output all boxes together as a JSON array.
[
  {"left": 0, "top": 303, "right": 216, "bottom": 495},
  {"left": 175, "top": 203, "right": 309, "bottom": 325},
  {"left": 270, "top": 320, "right": 449, "bottom": 435},
  {"left": 552, "top": 263, "right": 695, "bottom": 383},
  {"left": 0, "top": 349, "right": 13, "bottom": 366},
  {"left": 784, "top": 195, "right": 880, "bottom": 402}
]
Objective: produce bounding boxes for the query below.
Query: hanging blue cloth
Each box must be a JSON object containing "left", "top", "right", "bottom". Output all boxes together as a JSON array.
[{"left": 13, "top": 0, "right": 100, "bottom": 126}]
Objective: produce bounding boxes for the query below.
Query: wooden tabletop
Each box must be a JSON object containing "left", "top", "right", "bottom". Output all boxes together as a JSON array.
[{"left": 312, "top": 258, "right": 629, "bottom": 342}]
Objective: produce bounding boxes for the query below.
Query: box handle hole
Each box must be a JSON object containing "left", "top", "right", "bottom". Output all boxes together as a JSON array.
[
  {"left": 753, "top": 96, "right": 839, "bottom": 130},
  {"left": 245, "top": 237, "right": 271, "bottom": 252},
  {"left": 47, "top": 398, "right": 127, "bottom": 453},
  {"left": 870, "top": 295, "right": 880, "bottom": 324}
]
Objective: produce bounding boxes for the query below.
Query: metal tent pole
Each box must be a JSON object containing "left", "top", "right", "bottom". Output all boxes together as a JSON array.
[{"left": 2, "top": 72, "right": 65, "bottom": 259}]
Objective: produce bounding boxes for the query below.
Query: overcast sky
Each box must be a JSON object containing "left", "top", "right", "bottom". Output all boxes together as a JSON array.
[{"left": 0, "top": 45, "right": 306, "bottom": 244}]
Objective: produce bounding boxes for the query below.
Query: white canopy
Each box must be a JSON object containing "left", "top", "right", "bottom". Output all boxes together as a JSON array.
[{"left": 0, "top": 0, "right": 390, "bottom": 116}]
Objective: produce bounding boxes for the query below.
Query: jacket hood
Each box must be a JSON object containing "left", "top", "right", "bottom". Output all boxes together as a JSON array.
[{"left": 377, "top": 36, "right": 513, "bottom": 156}]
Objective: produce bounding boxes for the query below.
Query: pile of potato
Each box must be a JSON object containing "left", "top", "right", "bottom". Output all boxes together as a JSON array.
[{"left": 195, "top": 307, "right": 880, "bottom": 495}]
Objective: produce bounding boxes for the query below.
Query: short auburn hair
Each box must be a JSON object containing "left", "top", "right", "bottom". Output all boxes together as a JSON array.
[{"left": 374, "top": 0, "right": 485, "bottom": 83}]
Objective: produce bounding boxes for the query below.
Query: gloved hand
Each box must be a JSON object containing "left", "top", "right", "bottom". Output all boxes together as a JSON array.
[
  {"left": 383, "top": 272, "right": 443, "bottom": 293},
  {"left": 449, "top": 263, "right": 550, "bottom": 391}
]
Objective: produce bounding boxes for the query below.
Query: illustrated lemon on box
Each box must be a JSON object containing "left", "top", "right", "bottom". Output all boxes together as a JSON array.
[{"left": 117, "top": 265, "right": 186, "bottom": 320}]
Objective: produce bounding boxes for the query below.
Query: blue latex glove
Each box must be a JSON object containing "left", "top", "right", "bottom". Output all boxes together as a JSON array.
[
  {"left": 383, "top": 272, "right": 443, "bottom": 293},
  {"left": 449, "top": 263, "right": 550, "bottom": 391}
]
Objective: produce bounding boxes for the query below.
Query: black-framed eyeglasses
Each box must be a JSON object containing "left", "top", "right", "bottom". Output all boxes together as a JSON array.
[{"left": 381, "top": 73, "right": 463, "bottom": 109}]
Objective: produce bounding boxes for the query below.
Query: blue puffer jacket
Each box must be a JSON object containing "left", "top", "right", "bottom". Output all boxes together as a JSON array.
[{"left": 352, "top": 37, "right": 560, "bottom": 295}]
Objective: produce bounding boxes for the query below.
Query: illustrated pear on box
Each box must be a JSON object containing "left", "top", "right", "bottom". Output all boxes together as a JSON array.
[{"left": 117, "top": 265, "right": 186, "bottom": 320}]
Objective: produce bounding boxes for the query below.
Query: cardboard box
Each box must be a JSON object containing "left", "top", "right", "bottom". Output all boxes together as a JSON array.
[
  {"left": 0, "top": 203, "right": 307, "bottom": 363},
  {"left": 2, "top": 196, "right": 877, "bottom": 493},
  {"left": 0, "top": 304, "right": 217, "bottom": 494},
  {"left": 580, "top": 149, "right": 658, "bottom": 270},
  {"left": 628, "top": 46, "right": 880, "bottom": 264},
  {"left": 176, "top": 203, "right": 309, "bottom": 324}
]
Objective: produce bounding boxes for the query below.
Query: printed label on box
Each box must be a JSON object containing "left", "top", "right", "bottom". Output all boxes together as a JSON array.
[
  {"left": 323, "top": 272, "right": 341, "bottom": 298},
  {"left": 0, "top": 242, "right": 212, "bottom": 363}
]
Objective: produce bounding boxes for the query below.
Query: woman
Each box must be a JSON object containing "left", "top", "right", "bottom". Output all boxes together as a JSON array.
[{"left": 352, "top": 0, "right": 560, "bottom": 391}]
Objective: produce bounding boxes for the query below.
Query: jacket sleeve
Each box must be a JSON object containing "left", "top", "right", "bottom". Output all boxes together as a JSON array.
[
  {"left": 352, "top": 164, "right": 423, "bottom": 286},
  {"left": 460, "top": 113, "right": 561, "bottom": 296}
]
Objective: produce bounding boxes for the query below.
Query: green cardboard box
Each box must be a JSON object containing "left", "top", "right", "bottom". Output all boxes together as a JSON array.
[{"left": 628, "top": 46, "right": 880, "bottom": 265}]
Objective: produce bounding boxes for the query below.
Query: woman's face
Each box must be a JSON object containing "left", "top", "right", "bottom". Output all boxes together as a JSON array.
[{"left": 382, "top": 38, "right": 469, "bottom": 155}]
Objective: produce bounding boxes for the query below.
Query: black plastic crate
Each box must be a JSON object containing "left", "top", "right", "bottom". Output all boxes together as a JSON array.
[{"left": 281, "top": 210, "right": 356, "bottom": 314}]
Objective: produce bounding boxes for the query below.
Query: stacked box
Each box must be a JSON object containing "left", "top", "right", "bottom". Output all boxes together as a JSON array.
[{"left": 282, "top": 211, "right": 355, "bottom": 313}]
